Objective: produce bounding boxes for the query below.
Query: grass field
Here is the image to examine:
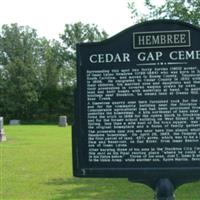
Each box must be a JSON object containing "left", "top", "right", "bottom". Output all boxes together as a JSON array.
[{"left": 1, "top": 125, "right": 200, "bottom": 200}]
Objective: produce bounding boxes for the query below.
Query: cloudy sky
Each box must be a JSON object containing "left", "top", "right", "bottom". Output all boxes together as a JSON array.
[{"left": 0, "top": 0, "right": 163, "bottom": 40}]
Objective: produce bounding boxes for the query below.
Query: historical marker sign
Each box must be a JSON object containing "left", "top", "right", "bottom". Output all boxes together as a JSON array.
[{"left": 73, "top": 20, "right": 200, "bottom": 185}]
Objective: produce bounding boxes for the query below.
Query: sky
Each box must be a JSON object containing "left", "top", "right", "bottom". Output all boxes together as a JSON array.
[{"left": 0, "top": 0, "right": 163, "bottom": 40}]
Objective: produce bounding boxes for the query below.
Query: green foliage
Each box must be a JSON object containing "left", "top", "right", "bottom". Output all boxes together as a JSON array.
[
  {"left": 0, "top": 22, "right": 107, "bottom": 124},
  {"left": 0, "top": 24, "right": 40, "bottom": 119},
  {"left": 61, "top": 22, "right": 108, "bottom": 52},
  {"left": 38, "top": 39, "right": 63, "bottom": 88},
  {"left": 128, "top": 0, "right": 200, "bottom": 26},
  {"left": 60, "top": 22, "right": 108, "bottom": 86}
]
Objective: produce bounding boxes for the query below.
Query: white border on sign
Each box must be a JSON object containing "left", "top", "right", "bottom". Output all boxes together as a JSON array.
[{"left": 133, "top": 30, "right": 191, "bottom": 49}]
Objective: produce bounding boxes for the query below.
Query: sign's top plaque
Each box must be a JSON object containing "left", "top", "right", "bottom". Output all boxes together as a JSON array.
[{"left": 73, "top": 20, "right": 200, "bottom": 185}]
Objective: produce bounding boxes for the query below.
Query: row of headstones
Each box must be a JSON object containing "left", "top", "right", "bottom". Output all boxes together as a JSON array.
[
  {"left": 0, "top": 117, "right": 6, "bottom": 142},
  {"left": 0, "top": 115, "right": 68, "bottom": 142},
  {"left": 8, "top": 116, "right": 68, "bottom": 126},
  {"left": 0, "top": 115, "right": 68, "bottom": 139}
]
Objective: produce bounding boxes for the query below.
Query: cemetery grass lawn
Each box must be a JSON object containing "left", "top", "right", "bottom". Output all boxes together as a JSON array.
[{"left": 0, "top": 125, "right": 200, "bottom": 200}]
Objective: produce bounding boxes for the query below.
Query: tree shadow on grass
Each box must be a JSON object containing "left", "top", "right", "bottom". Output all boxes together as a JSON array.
[{"left": 47, "top": 177, "right": 153, "bottom": 200}]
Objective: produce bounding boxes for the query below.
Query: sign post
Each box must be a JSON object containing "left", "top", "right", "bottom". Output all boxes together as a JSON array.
[{"left": 73, "top": 20, "right": 200, "bottom": 199}]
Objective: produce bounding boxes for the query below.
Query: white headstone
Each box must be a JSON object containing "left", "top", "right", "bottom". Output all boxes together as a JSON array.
[
  {"left": 0, "top": 117, "right": 3, "bottom": 129},
  {"left": 9, "top": 119, "right": 20, "bottom": 125},
  {"left": 59, "top": 116, "right": 67, "bottom": 127},
  {"left": 0, "top": 117, "right": 6, "bottom": 142}
]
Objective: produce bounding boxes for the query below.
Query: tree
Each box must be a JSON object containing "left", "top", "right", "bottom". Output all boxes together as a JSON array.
[
  {"left": 60, "top": 22, "right": 108, "bottom": 86},
  {"left": 37, "top": 38, "right": 66, "bottom": 119},
  {"left": 0, "top": 22, "right": 108, "bottom": 123},
  {"left": 0, "top": 24, "right": 41, "bottom": 119},
  {"left": 128, "top": 0, "right": 200, "bottom": 26},
  {"left": 57, "top": 22, "right": 108, "bottom": 123},
  {"left": 0, "top": 67, "right": 6, "bottom": 115}
]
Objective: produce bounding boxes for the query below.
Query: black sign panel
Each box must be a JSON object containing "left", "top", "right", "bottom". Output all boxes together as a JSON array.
[{"left": 73, "top": 20, "right": 200, "bottom": 184}]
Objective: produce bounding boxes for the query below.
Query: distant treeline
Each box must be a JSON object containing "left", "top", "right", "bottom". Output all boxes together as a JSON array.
[{"left": 0, "top": 22, "right": 107, "bottom": 124}]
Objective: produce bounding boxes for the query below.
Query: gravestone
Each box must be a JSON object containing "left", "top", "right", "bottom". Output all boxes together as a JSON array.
[
  {"left": 0, "top": 117, "right": 3, "bottom": 130},
  {"left": 59, "top": 116, "right": 67, "bottom": 127},
  {"left": 0, "top": 117, "right": 6, "bottom": 142},
  {"left": 9, "top": 119, "right": 20, "bottom": 125},
  {"left": 73, "top": 20, "right": 200, "bottom": 199}
]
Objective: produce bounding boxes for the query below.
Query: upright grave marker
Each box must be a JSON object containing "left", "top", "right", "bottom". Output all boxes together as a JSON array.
[
  {"left": 73, "top": 20, "right": 200, "bottom": 199},
  {"left": 0, "top": 117, "right": 6, "bottom": 142},
  {"left": 59, "top": 116, "right": 67, "bottom": 127}
]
